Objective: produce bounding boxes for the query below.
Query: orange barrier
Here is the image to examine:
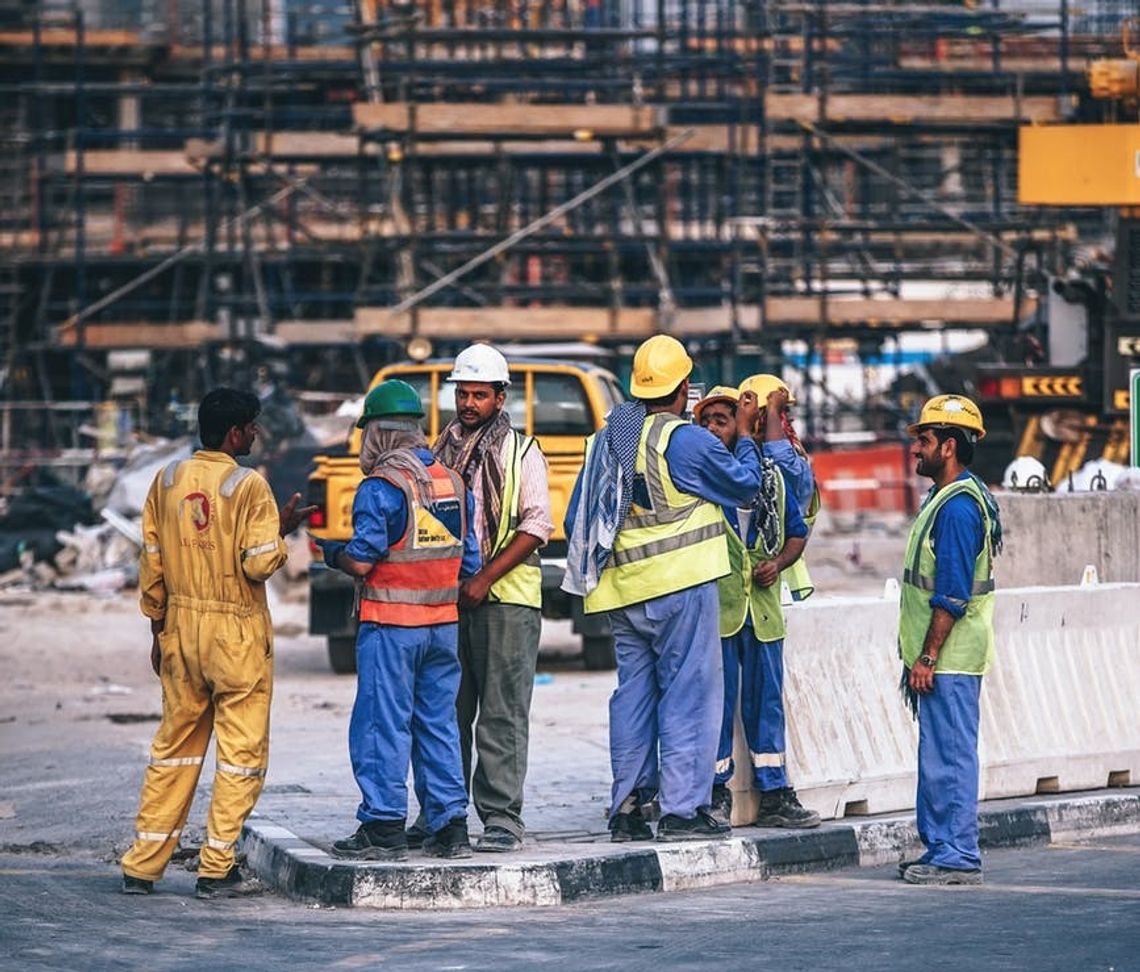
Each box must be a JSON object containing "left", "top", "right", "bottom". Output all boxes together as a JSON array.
[{"left": 812, "top": 443, "right": 920, "bottom": 515}]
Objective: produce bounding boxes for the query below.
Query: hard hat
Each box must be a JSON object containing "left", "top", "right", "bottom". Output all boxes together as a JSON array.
[
  {"left": 738, "top": 373, "right": 796, "bottom": 406},
  {"left": 692, "top": 385, "right": 740, "bottom": 422},
  {"left": 1002, "top": 455, "right": 1048, "bottom": 490},
  {"left": 906, "top": 394, "right": 986, "bottom": 441},
  {"left": 446, "top": 344, "right": 511, "bottom": 386},
  {"left": 630, "top": 334, "right": 693, "bottom": 399},
  {"left": 356, "top": 379, "right": 425, "bottom": 428}
]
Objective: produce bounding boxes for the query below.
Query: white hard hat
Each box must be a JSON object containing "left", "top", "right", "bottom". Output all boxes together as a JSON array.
[
  {"left": 446, "top": 344, "right": 511, "bottom": 386},
  {"left": 1002, "top": 456, "right": 1049, "bottom": 491}
]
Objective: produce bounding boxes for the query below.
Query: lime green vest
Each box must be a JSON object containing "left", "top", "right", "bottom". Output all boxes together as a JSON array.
[
  {"left": 717, "top": 471, "right": 787, "bottom": 641},
  {"left": 487, "top": 431, "right": 543, "bottom": 609},
  {"left": 584, "top": 413, "right": 730, "bottom": 614},
  {"left": 898, "top": 475, "right": 996, "bottom": 675},
  {"left": 781, "top": 482, "right": 820, "bottom": 601}
]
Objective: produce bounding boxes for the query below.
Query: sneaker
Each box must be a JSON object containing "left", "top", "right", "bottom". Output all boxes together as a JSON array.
[
  {"left": 422, "top": 818, "right": 473, "bottom": 859},
  {"left": 121, "top": 875, "right": 153, "bottom": 895},
  {"left": 609, "top": 811, "right": 654, "bottom": 843},
  {"left": 903, "top": 864, "right": 982, "bottom": 886},
  {"left": 709, "top": 784, "right": 733, "bottom": 824},
  {"left": 405, "top": 819, "right": 430, "bottom": 850},
  {"left": 475, "top": 826, "right": 522, "bottom": 853},
  {"left": 755, "top": 787, "right": 821, "bottom": 829},
  {"left": 656, "top": 808, "right": 731, "bottom": 842},
  {"left": 330, "top": 819, "right": 409, "bottom": 861},
  {"left": 195, "top": 865, "right": 265, "bottom": 900}
]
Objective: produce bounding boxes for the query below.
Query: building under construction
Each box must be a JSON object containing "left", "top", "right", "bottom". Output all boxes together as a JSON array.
[{"left": 0, "top": 0, "right": 1132, "bottom": 466}]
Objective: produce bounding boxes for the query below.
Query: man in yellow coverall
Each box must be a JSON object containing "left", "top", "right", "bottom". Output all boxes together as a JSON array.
[{"left": 120, "top": 387, "right": 313, "bottom": 900}]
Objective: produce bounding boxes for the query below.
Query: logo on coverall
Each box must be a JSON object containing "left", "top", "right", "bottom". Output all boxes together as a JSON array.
[{"left": 181, "top": 492, "right": 212, "bottom": 532}]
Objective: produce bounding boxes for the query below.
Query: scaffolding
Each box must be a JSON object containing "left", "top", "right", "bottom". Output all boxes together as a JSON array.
[{"left": 0, "top": 0, "right": 1130, "bottom": 436}]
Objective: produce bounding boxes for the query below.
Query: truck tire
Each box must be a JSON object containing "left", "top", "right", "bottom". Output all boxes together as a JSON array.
[
  {"left": 327, "top": 635, "right": 357, "bottom": 675},
  {"left": 582, "top": 635, "right": 616, "bottom": 672}
]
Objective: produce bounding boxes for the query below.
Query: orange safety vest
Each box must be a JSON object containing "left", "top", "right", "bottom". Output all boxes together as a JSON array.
[{"left": 359, "top": 461, "right": 468, "bottom": 627}]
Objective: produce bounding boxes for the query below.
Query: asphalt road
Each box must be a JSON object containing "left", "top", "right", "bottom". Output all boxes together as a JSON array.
[{"left": 2, "top": 834, "right": 1137, "bottom": 971}]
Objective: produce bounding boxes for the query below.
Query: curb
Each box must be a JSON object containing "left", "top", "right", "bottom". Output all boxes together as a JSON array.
[{"left": 240, "top": 790, "right": 1140, "bottom": 910}]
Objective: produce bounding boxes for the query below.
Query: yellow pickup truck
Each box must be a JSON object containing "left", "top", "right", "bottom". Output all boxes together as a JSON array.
[{"left": 306, "top": 357, "right": 624, "bottom": 673}]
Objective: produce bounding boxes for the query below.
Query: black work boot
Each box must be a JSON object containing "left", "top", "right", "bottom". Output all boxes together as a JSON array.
[
  {"left": 709, "top": 784, "right": 733, "bottom": 824},
  {"left": 609, "top": 791, "right": 654, "bottom": 843},
  {"left": 405, "top": 818, "right": 430, "bottom": 849},
  {"left": 422, "top": 818, "right": 473, "bottom": 859},
  {"left": 656, "top": 808, "right": 731, "bottom": 842},
  {"left": 195, "top": 865, "right": 265, "bottom": 900},
  {"left": 755, "top": 787, "right": 821, "bottom": 829},
  {"left": 121, "top": 874, "right": 153, "bottom": 895},
  {"left": 331, "top": 819, "right": 409, "bottom": 861}
]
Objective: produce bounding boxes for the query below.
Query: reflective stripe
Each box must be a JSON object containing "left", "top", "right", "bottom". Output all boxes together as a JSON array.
[
  {"left": 386, "top": 542, "right": 464, "bottom": 564},
  {"left": 216, "top": 760, "right": 266, "bottom": 779},
  {"left": 206, "top": 836, "right": 235, "bottom": 851},
  {"left": 136, "top": 828, "right": 181, "bottom": 842},
  {"left": 625, "top": 414, "right": 696, "bottom": 528},
  {"left": 144, "top": 544, "right": 161, "bottom": 554},
  {"left": 241, "top": 540, "right": 280, "bottom": 561},
  {"left": 162, "top": 460, "right": 182, "bottom": 488},
  {"left": 902, "top": 567, "right": 994, "bottom": 596},
  {"left": 609, "top": 521, "right": 723, "bottom": 567},
  {"left": 363, "top": 585, "right": 459, "bottom": 605},
  {"left": 149, "top": 755, "right": 204, "bottom": 768},
  {"left": 221, "top": 466, "right": 256, "bottom": 498},
  {"left": 751, "top": 751, "right": 785, "bottom": 768},
  {"left": 715, "top": 757, "right": 732, "bottom": 775}
]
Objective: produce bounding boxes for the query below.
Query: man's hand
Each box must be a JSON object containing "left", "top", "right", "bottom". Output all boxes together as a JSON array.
[
  {"left": 279, "top": 493, "right": 318, "bottom": 537},
  {"left": 736, "top": 390, "right": 759, "bottom": 439},
  {"left": 760, "top": 388, "right": 789, "bottom": 442},
  {"left": 909, "top": 656, "right": 936, "bottom": 695},
  {"left": 459, "top": 572, "right": 493, "bottom": 610},
  {"left": 753, "top": 559, "right": 780, "bottom": 589}
]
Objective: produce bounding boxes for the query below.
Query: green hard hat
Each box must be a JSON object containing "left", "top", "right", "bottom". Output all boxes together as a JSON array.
[{"left": 356, "top": 379, "right": 425, "bottom": 428}]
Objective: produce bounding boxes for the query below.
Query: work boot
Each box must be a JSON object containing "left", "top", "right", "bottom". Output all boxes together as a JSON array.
[
  {"left": 331, "top": 819, "right": 409, "bottom": 861},
  {"left": 656, "top": 808, "right": 731, "bottom": 842},
  {"left": 609, "top": 809, "right": 654, "bottom": 843},
  {"left": 755, "top": 787, "right": 821, "bottom": 829},
  {"left": 709, "top": 784, "right": 733, "bottom": 825},
  {"left": 422, "top": 818, "right": 473, "bottom": 860},
  {"left": 195, "top": 865, "right": 265, "bottom": 901},
  {"left": 475, "top": 826, "right": 522, "bottom": 853},
  {"left": 121, "top": 875, "right": 153, "bottom": 896},
  {"left": 903, "top": 864, "right": 983, "bottom": 886},
  {"left": 897, "top": 858, "right": 927, "bottom": 879},
  {"left": 405, "top": 818, "right": 430, "bottom": 850}
]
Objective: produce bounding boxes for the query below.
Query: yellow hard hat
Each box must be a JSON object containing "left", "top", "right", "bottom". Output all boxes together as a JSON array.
[
  {"left": 692, "top": 385, "right": 740, "bottom": 422},
  {"left": 630, "top": 334, "right": 693, "bottom": 399},
  {"left": 738, "top": 373, "right": 796, "bottom": 406},
  {"left": 906, "top": 394, "right": 986, "bottom": 441}
]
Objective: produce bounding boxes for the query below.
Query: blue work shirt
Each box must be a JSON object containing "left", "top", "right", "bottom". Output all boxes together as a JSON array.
[
  {"left": 929, "top": 471, "right": 986, "bottom": 620},
  {"left": 564, "top": 423, "right": 762, "bottom": 536},
  {"left": 762, "top": 438, "right": 815, "bottom": 513},
  {"left": 343, "top": 448, "right": 482, "bottom": 578},
  {"left": 719, "top": 470, "right": 808, "bottom": 548}
]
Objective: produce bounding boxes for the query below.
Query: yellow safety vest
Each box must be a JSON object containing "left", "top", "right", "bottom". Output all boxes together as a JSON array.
[
  {"left": 781, "top": 482, "right": 820, "bottom": 601},
  {"left": 584, "top": 412, "right": 729, "bottom": 614},
  {"left": 717, "top": 470, "right": 787, "bottom": 642},
  {"left": 898, "top": 475, "right": 996, "bottom": 675},
  {"left": 487, "top": 431, "right": 543, "bottom": 609}
]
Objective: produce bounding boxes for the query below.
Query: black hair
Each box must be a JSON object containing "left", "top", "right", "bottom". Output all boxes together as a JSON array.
[
  {"left": 932, "top": 426, "right": 975, "bottom": 467},
  {"left": 198, "top": 387, "right": 261, "bottom": 449},
  {"left": 641, "top": 381, "right": 687, "bottom": 410},
  {"left": 491, "top": 382, "right": 507, "bottom": 395}
]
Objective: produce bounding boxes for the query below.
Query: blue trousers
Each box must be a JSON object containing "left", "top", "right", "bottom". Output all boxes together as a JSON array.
[
  {"left": 916, "top": 673, "right": 982, "bottom": 871},
  {"left": 607, "top": 582, "right": 722, "bottom": 821},
  {"left": 349, "top": 621, "right": 468, "bottom": 833},
  {"left": 714, "top": 624, "right": 788, "bottom": 792}
]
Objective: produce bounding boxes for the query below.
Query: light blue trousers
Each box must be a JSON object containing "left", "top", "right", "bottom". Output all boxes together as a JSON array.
[
  {"left": 606, "top": 582, "right": 723, "bottom": 821},
  {"left": 349, "top": 621, "right": 468, "bottom": 833},
  {"left": 916, "top": 673, "right": 983, "bottom": 871},
  {"left": 715, "top": 625, "right": 788, "bottom": 792}
]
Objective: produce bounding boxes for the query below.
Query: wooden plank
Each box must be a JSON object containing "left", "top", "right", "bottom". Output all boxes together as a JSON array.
[
  {"left": 763, "top": 296, "right": 1029, "bottom": 327},
  {"left": 253, "top": 132, "right": 366, "bottom": 159},
  {"left": 355, "top": 306, "right": 658, "bottom": 339},
  {"left": 353, "top": 103, "right": 662, "bottom": 137},
  {"left": 64, "top": 150, "right": 199, "bottom": 177},
  {"left": 766, "top": 93, "right": 1065, "bottom": 124},
  {"left": 0, "top": 29, "right": 146, "bottom": 47},
  {"left": 273, "top": 320, "right": 358, "bottom": 344},
  {"left": 54, "top": 321, "right": 222, "bottom": 348}
]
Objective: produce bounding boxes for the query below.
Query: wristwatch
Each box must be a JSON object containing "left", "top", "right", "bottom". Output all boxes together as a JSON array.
[{"left": 918, "top": 653, "right": 937, "bottom": 668}]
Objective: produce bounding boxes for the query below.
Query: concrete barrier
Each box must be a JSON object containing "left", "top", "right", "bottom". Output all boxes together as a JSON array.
[{"left": 729, "top": 582, "right": 1140, "bottom": 824}]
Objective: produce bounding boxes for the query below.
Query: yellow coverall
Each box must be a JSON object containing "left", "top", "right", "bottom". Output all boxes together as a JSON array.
[{"left": 120, "top": 450, "right": 287, "bottom": 882}]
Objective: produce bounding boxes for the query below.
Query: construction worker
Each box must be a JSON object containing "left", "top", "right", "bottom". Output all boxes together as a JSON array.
[
  {"left": 693, "top": 388, "right": 818, "bottom": 830},
  {"left": 121, "top": 388, "right": 313, "bottom": 899},
  {"left": 563, "top": 336, "right": 763, "bottom": 842},
  {"left": 318, "top": 380, "right": 481, "bottom": 861},
  {"left": 897, "top": 394, "right": 1001, "bottom": 887},
  {"left": 426, "top": 344, "right": 552, "bottom": 853},
  {"left": 738, "top": 374, "right": 821, "bottom": 601}
]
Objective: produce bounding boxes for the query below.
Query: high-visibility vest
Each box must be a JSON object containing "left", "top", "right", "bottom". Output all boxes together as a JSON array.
[
  {"left": 717, "top": 471, "right": 787, "bottom": 642},
  {"left": 584, "top": 412, "right": 729, "bottom": 614},
  {"left": 781, "top": 482, "right": 820, "bottom": 601},
  {"left": 487, "top": 432, "right": 543, "bottom": 609},
  {"left": 359, "top": 461, "right": 467, "bottom": 627},
  {"left": 897, "top": 475, "right": 996, "bottom": 675}
]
